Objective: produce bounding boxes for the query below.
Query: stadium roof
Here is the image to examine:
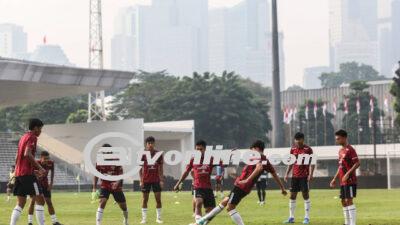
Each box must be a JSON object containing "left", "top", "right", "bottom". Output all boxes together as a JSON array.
[{"left": 0, "top": 57, "right": 134, "bottom": 108}]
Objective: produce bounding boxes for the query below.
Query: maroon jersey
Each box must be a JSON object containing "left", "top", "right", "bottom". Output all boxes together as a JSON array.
[
  {"left": 234, "top": 154, "right": 276, "bottom": 193},
  {"left": 185, "top": 155, "right": 216, "bottom": 189},
  {"left": 290, "top": 145, "right": 313, "bottom": 178},
  {"left": 141, "top": 150, "right": 163, "bottom": 183},
  {"left": 36, "top": 160, "right": 54, "bottom": 189},
  {"left": 338, "top": 145, "right": 359, "bottom": 186},
  {"left": 96, "top": 165, "right": 123, "bottom": 191},
  {"left": 15, "top": 132, "right": 37, "bottom": 177}
]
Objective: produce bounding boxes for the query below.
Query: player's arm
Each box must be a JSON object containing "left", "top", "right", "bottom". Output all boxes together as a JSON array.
[
  {"left": 159, "top": 156, "right": 165, "bottom": 186},
  {"left": 238, "top": 163, "right": 263, "bottom": 184},
  {"left": 284, "top": 164, "right": 293, "bottom": 182},
  {"left": 139, "top": 167, "right": 144, "bottom": 188},
  {"left": 92, "top": 176, "right": 99, "bottom": 192},
  {"left": 24, "top": 146, "right": 44, "bottom": 174},
  {"left": 174, "top": 167, "right": 191, "bottom": 191},
  {"left": 330, "top": 168, "right": 340, "bottom": 188},
  {"left": 270, "top": 169, "right": 288, "bottom": 196},
  {"left": 308, "top": 164, "right": 315, "bottom": 181},
  {"left": 342, "top": 161, "right": 360, "bottom": 183},
  {"left": 49, "top": 164, "right": 55, "bottom": 190}
]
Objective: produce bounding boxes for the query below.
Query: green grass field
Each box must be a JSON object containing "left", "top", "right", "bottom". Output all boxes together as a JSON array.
[{"left": 1, "top": 189, "right": 399, "bottom": 225}]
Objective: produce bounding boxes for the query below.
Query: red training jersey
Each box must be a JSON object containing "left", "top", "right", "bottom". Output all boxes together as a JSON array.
[
  {"left": 96, "top": 165, "right": 123, "bottom": 192},
  {"left": 141, "top": 150, "right": 163, "bottom": 183},
  {"left": 15, "top": 132, "right": 38, "bottom": 177},
  {"left": 185, "top": 155, "right": 217, "bottom": 189},
  {"left": 338, "top": 145, "right": 359, "bottom": 186},
  {"left": 36, "top": 160, "right": 54, "bottom": 189},
  {"left": 234, "top": 154, "right": 276, "bottom": 193},
  {"left": 290, "top": 145, "right": 313, "bottom": 178}
]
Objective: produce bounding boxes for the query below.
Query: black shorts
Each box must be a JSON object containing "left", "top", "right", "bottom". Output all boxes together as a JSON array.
[
  {"left": 7, "top": 182, "right": 15, "bottom": 190},
  {"left": 290, "top": 177, "right": 309, "bottom": 193},
  {"left": 340, "top": 185, "right": 357, "bottom": 199},
  {"left": 256, "top": 180, "right": 267, "bottom": 190},
  {"left": 42, "top": 188, "right": 52, "bottom": 198},
  {"left": 99, "top": 188, "right": 126, "bottom": 203},
  {"left": 194, "top": 188, "right": 216, "bottom": 208},
  {"left": 13, "top": 175, "right": 43, "bottom": 197},
  {"left": 142, "top": 182, "right": 162, "bottom": 193},
  {"left": 227, "top": 186, "right": 249, "bottom": 206}
]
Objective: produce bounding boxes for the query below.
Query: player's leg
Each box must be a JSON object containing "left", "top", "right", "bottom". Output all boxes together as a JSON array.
[
  {"left": 195, "top": 197, "right": 204, "bottom": 220},
  {"left": 45, "top": 195, "right": 62, "bottom": 225},
  {"left": 284, "top": 178, "right": 299, "bottom": 223},
  {"left": 301, "top": 178, "right": 311, "bottom": 224},
  {"left": 114, "top": 192, "right": 128, "bottom": 225},
  {"left": 340, "top": 186, "right": 350, "bottom": 225},
  {"left": 141, "top": 185, "right": 150, "bottom": 224},
  {"left": 97, "top": 189, "right": 110, "bottom": 225},
  {"left": 10, "top": 195, "right": 27, "bottom": 225},
  {"left": 196, "top": 196, "right": 229, "bottom": 224},
  {"left": 33, "top": 194, "right": 46, "bottom": 225},
  {"left": 256, "top": 182, "right": 262, "bottom": 203},
  {"left": 345, "top": 185, "right": 357, "bottom": 225},
  {"left": 153, "top": 182, "right": 163, "bottom": 223},
  {"left": 261, "top": 184, "right": 266, "bottom": 203},
  {"left": 226, "top": 203, "right": 244, "bottom": 225},
  {"left": 28, "top": 197, "right": 35, "bottom": 225}
]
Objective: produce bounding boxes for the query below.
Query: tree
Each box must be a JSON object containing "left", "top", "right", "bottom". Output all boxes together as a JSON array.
[
  {"left": 319, "top": 62, "right": 387, "bottom": 88},
  {"left": 110, "top": 71, "right": 272, "bottom": 148},
  {"left": 294, "top": 99, "right": 335, "bottom": 146},
  {"left": 286, "top": 85, "right": 304, "bottom": 91},
  {"left": 66, "top": 109, "right": 88, "bottom": 124},
  {"left": 341, "top": 81, "right": 383, "bottom": 144},
  {"left": 390, "top": 62, "right": 400, "bottom": 127}
]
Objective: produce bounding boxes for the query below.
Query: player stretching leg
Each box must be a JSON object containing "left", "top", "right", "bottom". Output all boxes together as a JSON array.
[
  {"left": 283, "top": 132, "right": 315, "bottom": 224},
  {"left": 140, "top": 136, "right": 164, "bottom": 224},
  {"left": 10, "top": 118, "right": 46, "bottom": 225},
  {"left": 27, "top": 151, "right": 63, "bottom": 225},
  {"left": 174, "top": 140, "right": 217, "bottom": 222},
  {"left": 255, "top": 171, "right": 267, "bottom": 206},
  {"left": 194, "top": 140, "right": 287, "bottom": 225},
  {"left": 330, "top": 130, "right": 360, "bottom": 225},
  {"left": 93, "top": 144, "right": 129, "bottom": 225},
  {"left": 214, "top": 165, "right": 225, "bottom": 199},
  {"left": 6, "top": 165, "right": 16, "bottom": 202}
]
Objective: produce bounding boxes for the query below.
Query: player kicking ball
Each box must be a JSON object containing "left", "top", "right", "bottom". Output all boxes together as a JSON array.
[
  {"left": 330, "top": 130, "right": 360, "bottom": 225},
  {"left": 283, "top": 132, "right": 315, "bottom": 224},
  {"left": 93, "top": 144, "right": 129, "bottom": 225},
  {"left": 140, "top": 136, "right": 164, "bottom": 224},
  {"left": 27, "top": 151, "right": 63, "bottom": 225},
  {"left": 174, "top": 140, "right": 218, "bottom": 222},
  {"left": 192, "top": 140, "right": 287, "bottom": 225},
  {"left": 10, "top": 119, "right": 47, "bottom": 225}
]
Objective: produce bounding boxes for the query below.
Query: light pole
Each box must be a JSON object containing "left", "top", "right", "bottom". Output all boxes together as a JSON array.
[{"left": 271, "top": 0, "right": 283, "bottom": 147}]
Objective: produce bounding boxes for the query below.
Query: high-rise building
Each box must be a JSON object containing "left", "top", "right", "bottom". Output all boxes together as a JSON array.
[
  {"left": 111, "top": 0, "right": 208, "bottom": 75},
  {"left": 329, "top": 0, "right": 378, "bottom": 71},
  {"left": 0, "top": 23, "right": 28, "bottom": 59},
  {"left": 30, "top": 44, "right": 73, "bottom": 66},
  {"left": 303, "top": 66, "right": 331, "bottom": 90},
  {"left": 392, "top": 0, "right": 400, "bottom": 69},
  {"left": 209, "top": 0, "right": 285, "bottom": 88}
]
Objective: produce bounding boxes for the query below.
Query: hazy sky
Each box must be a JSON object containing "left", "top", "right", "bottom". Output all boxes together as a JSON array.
[{"left": 0, "top": 0, "right": 330, "bottom": 87}]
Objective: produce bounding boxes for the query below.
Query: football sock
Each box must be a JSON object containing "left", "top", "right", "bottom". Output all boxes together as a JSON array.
[
  {"left": 348, "top": 205, "right": 356, "bottom": 225},
  {"left": 156, "top": 208, "right": 162, "bottom": 220},
  {"left": 304, "top": 199, "right": 311, "bottom": 219},
  {"left": 229, "top": 209, "right": 244, "bottom": 225},
  {"left": 289, "top": 199, "right": 296, "bottom": 218},
  {"left": 35, "top": 204, "right": 45, "bottom": 225},
  {"left": 10, "top": 205, "right": 22, "bottom": 225},
  {"left": 141, "top": 208, "right": 148, "bottom": 221},
  {"left": 343, "top": 206, "right": 350, "bottom": 225},
  {"left": 96, "top": 207, "right": 104, "bottom": 225},
  {"left": 122, "top": 210, "right": 128, "bottom": 220},
  {"left": 202, "top": 203, "right": 225, "bottom": 221},
  {"left": 50, "top": 214, "right": 59, "bottom": 223},
  {"left": 28, "top": 214, "right": 33, "bottom": 223}
]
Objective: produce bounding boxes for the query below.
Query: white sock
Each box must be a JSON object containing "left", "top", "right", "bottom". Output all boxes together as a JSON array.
[
  {"left": 10, "top": 205, "right": 22, "bottom": 225},
  {"left": 304, "top": 199, "right": 311, "bottom": 219},
  {"left": 229, "top": 209, "right": 245, "bottom": 225},
  {"left": 96, "top": 207, "right": 104, "bottom": 225},
  {"left": 195, "top": 214, "right": 202, "bottom": 220},
  {"left": 123, "top": 210, "right": 128, "bottom": 221},
  {"left": 28, "top": 214, "right": 34, "bottom": 223},
  {"left": 202, "top": 203, "right": 225, "bottom": 221},
  {"left": 156, "top": 208, "right": 162, "bottom": 220},
  {"left": 35, "top": 204, "right": 45, "bottom": 225},
  {"left": 141, "top": 208, "right": 147, "bottom": 221},
  {"left": 343, "top": 207, "right": 350, "bottom": 225},
  {"left": 348, "top": 205, "right": 357, "bottom": 225},
  {"left": 51, "top": 214, "right": 58, "bottom": 223},
  {"left": 289, "top": 199, "right": 296, "bottom": 218}
]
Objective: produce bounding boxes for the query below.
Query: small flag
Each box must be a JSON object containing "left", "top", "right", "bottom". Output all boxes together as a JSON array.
[
  {"left": 384, "top": 96, "right": 389, "bottom": 112},
  {"left": 380, "top": 115, "right": 384, "bottom": 130},
  {"left": 368, "top": 113, "right": 373, "bottom": 128},
  {"left": 43, "top": 35, "right": 47, "bottom": 44},
  {"left": 288, "top": 108, "right": 293, "bottom": 124},
  {"left": 391, "top": 116, "right": 395, "bottom": 128},
  {"left": 283, "top": 108, "right": 289, "bottom": 124},
  {"left": 356, "top": 98, "right": 361, "bottom": 115},
  {"left": 370, "top": 96, "right": 374, "bottom": 113},
  {"left": 322, "top": 102, "right": 327, "bottom": 117},
  {"left": 313, "top": 103, "right": 318, "bottom": 118},
  {"left": 332, "top": 99, "right": 337, "bottom": 116},
  {"left": 305, "top": 104, "right": 309, "bottom": 120},
  {"left": 344, "top": 98, "right": 349, "bottom": 115},
  {"left": 293, "top": 107, "right": 298, "bottom": 121}
]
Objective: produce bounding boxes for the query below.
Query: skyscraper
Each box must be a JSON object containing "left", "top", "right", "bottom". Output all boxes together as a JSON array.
[
  {"left": 209, "top": 0, "right": 285, "bottom": 88},
  {"left": 329, "top": 0, "right": 378, "bottom": 71},
  {"left": 0, "top": 23, "right": 28, "bottom": 59}
]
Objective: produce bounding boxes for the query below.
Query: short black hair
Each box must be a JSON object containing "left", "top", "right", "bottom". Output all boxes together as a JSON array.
[
  {"left": 28, "top": 118, "right": 44, "bottom": 130},
  {"left": 335, "top": 129, "right": 348, "bottom": 137},
  {"left": 294, "top": 132, "right": 305, "bottom": 140},
  {"left": 102, "top": 143, "right": 112, "bottom": 147},
  {"left": 195, "top": 140, "right": 207, "bottom": 148},
  {"left": 145, "top": 136, "right": 155, "bottom": 143},
  {"left": 251, "top": 140, "right": 265, "bottom": 150},
  {"left": 40, "top": 151, "right": 49, "bottom": 157}
]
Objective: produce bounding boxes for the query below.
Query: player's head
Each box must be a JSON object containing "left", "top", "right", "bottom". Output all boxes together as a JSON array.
[
  {"left": 10, "top": 165, "right": 15, "bottom": 171},
  {"left": 251, "top": 140, "right": 265, "bottom": 152},
  {"left": 145, "top": 136, "right": 155, "bottom": 150},
  {"left": 335, "top": 129, "right": 348, "bottom": 145},
  {"left": 40, "top": 150, "right": 50, "bottom": 162},
  {"left": 28, "top": 118, "right": 44, "bottom": 136},
  {"left": 195, "top": 139, "right": 207, "bottom": 152},
  {"left": 294, "top": 132, "right": 305, "bottom": 146}
]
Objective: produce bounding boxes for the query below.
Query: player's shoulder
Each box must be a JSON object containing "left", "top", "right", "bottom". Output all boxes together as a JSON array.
[
  {"left": 303, "top": 145, "right": 313, "bottom": 152},
  {"left": 345, "top": 144, "right": 357, "bottom": 152}
]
